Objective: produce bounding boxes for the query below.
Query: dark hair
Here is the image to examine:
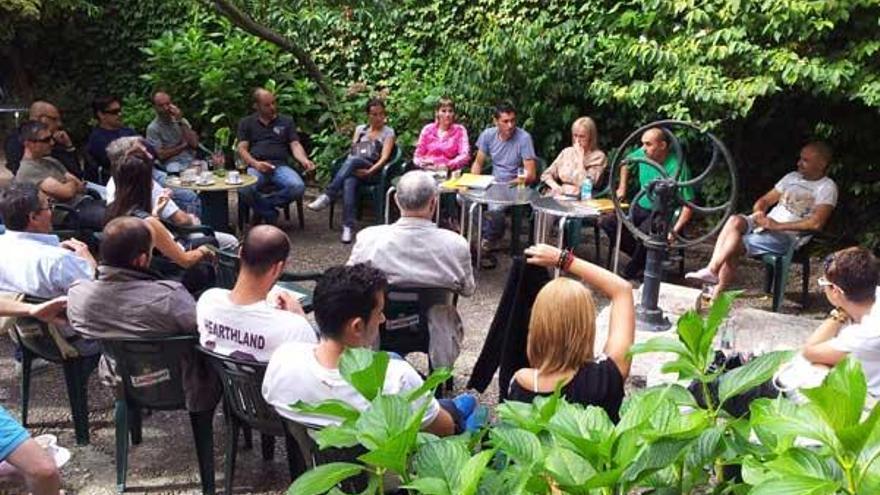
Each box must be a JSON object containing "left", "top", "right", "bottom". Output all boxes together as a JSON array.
[
  {"left": 825, "top": 247, "right": 879, "bottom": 303},
  {"left": 493, "top": 101, "right": 517, "bottom": 118},
  {"left": 313, "top": 264, "right": 387, "bottom": 340},
  {"left": 0, "top": 182, "right": 43, "bottom": 231},
  {"left": 365, "top": 97, "right": 385, "bottom": 114},
  {"left": 239, "top": 225, "right": 290, "bottom": 275},
  {"left": 19, "top": 120, "right": 48, "bottom": 142},
  {"left": 100, "top": 216, "right": 153, "bottom": 268},
  {"left": 92, "top": 95, "right": 121, "bottom": 118},
  {"left": 806, "top": 141, "right": 833, "bottom": 167},
  {"left": 105, "top": 148, "right": 153, "bottom": 222}
]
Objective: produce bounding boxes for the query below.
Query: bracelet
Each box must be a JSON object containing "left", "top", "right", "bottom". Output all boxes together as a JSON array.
[
  {"left": 562, "top": 251, "right": 575, "bottom": 272},
  {"left": 556, "top": 248, "right": 574, "bottom": 271}
]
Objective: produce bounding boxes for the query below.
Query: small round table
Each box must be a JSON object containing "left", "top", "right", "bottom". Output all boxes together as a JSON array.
[
  {"left": 165, "top": 172, "right": 257, "bottom": 232},
  {"left": 460, "top": 183, "right": 538, "bottom": 269},
  {"left": 531, "top": 196, "right": 608, "bottom": 276}
]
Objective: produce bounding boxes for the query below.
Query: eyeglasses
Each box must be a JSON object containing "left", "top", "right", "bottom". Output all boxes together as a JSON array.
[
  {"left": 29, "top": 135, "right": 54, "bottom": 144},
  {"left": 102, "top": 107, "right": 122, "bottom": 115}
]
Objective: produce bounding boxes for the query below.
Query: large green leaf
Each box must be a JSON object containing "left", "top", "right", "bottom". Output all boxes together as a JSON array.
[
  {"left": 338, "top": 348, "right": 389, "bottom": 402},
  {"left": 620, "top": 438, "right": 692, "bottom": 485},
  {"left": 405, "top": 367, "right": 453, "bottom": 402},
  {"left": 547, "top": 402, "right": 615, "bottom": 462},
  {"left": 401, "top": 477, "right": 450, "bottom": 495},
  {"left": 285, "top": 462, "right": 364, "bottom": 495},
  {"left": 683, "top": 425, "right": 724, "bottom": 471},
  {"left": 717, "top": 350, "right": 793, "bottom": 405},
  {"left": 544, "top": 448, "right": 597, "bottom": 489},
  {"left": 764, "top": 447, "right": 840, "bottom": 481},
  {"left": 354, "top": 394, "right": 412, "bottom": 449},
  {"left": 291, "top": 399, "right": 362, "bottom": 423},
  {"left": 459, "top": 449, "right": 495, "bottom": 495},
  {"left": 800, "top": 357, "right": 866, "bottom": 435},
  {"left": 676, "top": 310, "right": 705, "bottom": 356},
  {"left": 702, "top": 290, "right": 740, "bottom": 356},
  {"left": 358, "top": 427, "right": 417, "bottom": 474},
  {"left": 489, "top": 426, "right": 543, "bottom": 467},
  {"left": 751, "top": 401, "right": 842, "bottom": 452},
  {"left": 312, "top": 424, "right": 361, "bottom": 450},
  {"left": 748, "top": 475, "right": 840, "bottom": 495},
  {"left": 411, "top": 439, "right": 470, "bottom": 489},
  {"left": 629, "top": 336, "right": 690, "bottom": 357}
]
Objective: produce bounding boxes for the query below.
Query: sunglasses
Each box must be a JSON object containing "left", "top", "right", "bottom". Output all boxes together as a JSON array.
[
  {"left": 28, "top": 135, "right": 54, "bottom": 144},
  {"left": 102, "top": 107, "right": 122, "bottom": 115}
]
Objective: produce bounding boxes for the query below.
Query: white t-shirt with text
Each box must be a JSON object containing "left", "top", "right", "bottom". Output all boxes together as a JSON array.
[
  {"left": 262, "top": 341, "right": 440, "bottom": 428},
  {"left": 768, "top": 172, "right": 837, "bottom": 226},
  {"left": 196, "top": 288, "right": 317, "bottom": 362},
  {"left": 827, "top": 287, "right": 880, "bottom": 396}
]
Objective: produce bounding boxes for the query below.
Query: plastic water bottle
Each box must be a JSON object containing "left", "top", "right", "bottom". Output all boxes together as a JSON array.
[{"left": 580, "top": 177, "right": 593, "bottom": 200}]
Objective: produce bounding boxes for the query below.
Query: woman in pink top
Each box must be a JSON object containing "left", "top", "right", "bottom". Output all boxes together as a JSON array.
[{"left": 413, "top": 97, "right": 470, "bottom": 171}]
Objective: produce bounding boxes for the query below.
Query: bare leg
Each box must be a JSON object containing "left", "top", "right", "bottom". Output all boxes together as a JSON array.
[
  {"left": 6, "top": 439, "right": 61, "bottom": 495},
  {"left": 707, "top": 215, "right": 748, "bottom": 274}
]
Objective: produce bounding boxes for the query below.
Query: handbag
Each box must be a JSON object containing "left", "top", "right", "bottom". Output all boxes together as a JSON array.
[{"left": 349, "top": 129, "right": 383, "bottom": 163}]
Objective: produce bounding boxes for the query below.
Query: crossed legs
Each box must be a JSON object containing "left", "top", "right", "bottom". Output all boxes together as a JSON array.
[{"left": 688, "top": 214, "right": 749, "bottom": 298}]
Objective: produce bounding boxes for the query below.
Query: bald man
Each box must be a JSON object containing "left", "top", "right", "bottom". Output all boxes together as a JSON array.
[
  {"left": 236, "top": 88, "right": 316, "bottom": 224},
  {"left": 687, "top": 142, "right": 838, "bottom": 299},
  {"left": 3, "top": 100, "right": 81, "bottom": 178},
  {"left": 600, "top": 127, "right": 694, "bottom": 280},
  {"left": 146, "top": 91, "right": 200, "bottom": 173},
  {"left": 197, "top": 225, "right": 317, "bottom": 362}
]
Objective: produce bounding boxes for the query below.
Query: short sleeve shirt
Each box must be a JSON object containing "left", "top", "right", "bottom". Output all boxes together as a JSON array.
[
  {"left": 354, "top": 124, "right": 395, "bottom": 146},
  {"left": 15, "top": 156, "right": 69, "bottom": 188},
  {"left": 767, "top": 172, "right": 838, "bottom": 225},
  {"left": 196, "top": 288, "right": 317, "bottom": 362},
  {"left": 85, "top": 126, "right": 138, "bottom": 171},
  {"left": 476, "top": 127, "right": 537, "bottom": 182},
  {"left": 236, "top": 113, "right": 300, "bottom": 163},
  {"left": 827, "top": 288, "right": 880, "bottom": 395},
  {"left": 146, "top": 117, "right": 195, "bottom": 165},
  {"left": 507, "top": 355, "right": 625, "bottom": 422},
  {"left": 626, "top": 148, "right": 695, "bottom": 210},
  {"left": 262, "top": 342, "right": 440, "bottom": 429}
]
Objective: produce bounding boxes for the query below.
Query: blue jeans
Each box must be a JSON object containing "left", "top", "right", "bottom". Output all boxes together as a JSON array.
[
  {"left": 243, "top": 163, "right": 305, "bottom": 220},
  {"left": 326, "top": 156, "right": 372, "bottom": 227},
  {"left": 153, "top": 168, "right": 201, "bottom": 217}
]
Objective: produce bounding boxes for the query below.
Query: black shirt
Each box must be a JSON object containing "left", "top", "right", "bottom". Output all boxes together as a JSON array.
[
  {"left": 507, "top": 357, "right": 625, "bottom": 422},
  {"left": 236, "top": 113, "right": 299, "bottom": 163}
]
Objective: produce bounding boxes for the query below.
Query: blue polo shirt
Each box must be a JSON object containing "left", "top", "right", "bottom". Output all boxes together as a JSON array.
[{"left": 476, "top": 127, "right": 536, "bottom": 182}]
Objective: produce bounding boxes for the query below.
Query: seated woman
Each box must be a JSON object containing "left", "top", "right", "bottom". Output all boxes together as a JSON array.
[
  {"left": 308, "top": 98, "right": 396, "bottom": 243},
  {"left": 413, "top": 97, "right": 470, "bottom": 172},
  {"left": 542, "top": 117, "right": 607, "bottom": 196},
  {"left": 105, "top": 148, "right": 214, "bottom": 272},
  {"left": 508, "top": 244, "right": 634, "bottom": 422}
]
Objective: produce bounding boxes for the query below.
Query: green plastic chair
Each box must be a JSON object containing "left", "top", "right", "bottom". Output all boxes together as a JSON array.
[
  {"left": 327, "top": 146, "right": 404, "bottom": 229},
  {"left": 758, "top": 235, "right": 813, "bottom": 312},
  {"left": 283, "top": 418, "right": 370, "bottom": 494},
  {"left": 198, "top": 347, "right": 308, "bottom": 495},
  {"left": 101, "top": 335, "right": 215, "bottom": 494},
  {"left": 14, "top": 311, "right": 98, "bottom": 446}
]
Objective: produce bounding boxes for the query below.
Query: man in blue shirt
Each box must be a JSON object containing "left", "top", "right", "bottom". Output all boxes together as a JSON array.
[
  {"left": 85, "top": 95, "right": 138, "bottom": 179},
  {"left": 471, "top": 102, "right": 537, "bottom": 251}
]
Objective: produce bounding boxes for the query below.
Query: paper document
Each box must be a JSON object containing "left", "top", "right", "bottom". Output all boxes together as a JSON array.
[{"left": 440, "top": 173, "right": 494, "bottom": 190}]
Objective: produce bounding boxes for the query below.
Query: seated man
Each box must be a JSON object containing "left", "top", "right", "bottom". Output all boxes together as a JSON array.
[
  {"left": 262, "top": 264, "right": 456, "bottom": 435},
  {"left": 67, "top": 216, "right": 220, "bottom": 412},
  {"left": 197, "top": 225, "right": 316, "bottom": 362},
  {"left": 104, "top": 136, "right": 235, "bottom": 249},
  {"left": 0, "top": 182, "right": 98, "bottom": 356},
  {"left": 237, "top": 88, "right": 316, "bottom": 224},
  {"left": 85, "top": 95, "right": 138, "bottom": 178},
  {"left": 146, "top": 91, "right": 199, "bottom": 173},
  {"left": 686, "top": 141, "right": 837, "bottom": 299},
  {"left": 4, "top": 100, "right": 81, "bottom": 178},
  {"left": 802, "top": 247, "right": 880, "bottom": 395},
  {"left": 600, "top": 127, "right": 694, "bottom": 280},
  {"left": 348, "top": 170, "right": 475, "bottom": 367},
  {"left": 471, "top": 101, "right": 537, "bottom": 252},
  {"left": 14, "top": 120, "right": 106, "bottom": 230}
]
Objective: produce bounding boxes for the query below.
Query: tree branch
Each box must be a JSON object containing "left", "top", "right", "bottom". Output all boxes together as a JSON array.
[{"left": 209, "top": 0, "right": 336, "bottom": 107}]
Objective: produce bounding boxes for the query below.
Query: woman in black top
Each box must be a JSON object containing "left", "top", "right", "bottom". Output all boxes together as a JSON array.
[{"left": 508, "top": 244, "right": 635, "bottom": 422}]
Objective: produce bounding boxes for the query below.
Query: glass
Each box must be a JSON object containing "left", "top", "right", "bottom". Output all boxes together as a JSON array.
[
  {"left": 211, "top": 150, "right": 226, "bottom": 177},
  {"left": 235, "top": 155, "right": 247, "bottom": 172},
  {"left": 516, "top": 167, "right": 526, "bottom": 188}
]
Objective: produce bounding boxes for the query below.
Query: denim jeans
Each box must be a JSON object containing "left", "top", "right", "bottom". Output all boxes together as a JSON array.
[
  {"left": 325, "top": 156, "right": 372, "bottom": 227},
  {"left": 242, "top": 163, "right": 305, "bottom": 220},
  {"left": 483, "top": 204, "right": 509, "bottom": 242}
]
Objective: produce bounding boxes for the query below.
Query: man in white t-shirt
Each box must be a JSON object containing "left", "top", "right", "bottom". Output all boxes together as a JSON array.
[
  {"left": 803, "top": 247, "right": 880, "bottom": 394},
  {"left": 197, "top": 225, "right": 316, "bottom": 362},
  {"left": 686, "top": 141, "right": 838, "bottom": 299},
  {"left": 262, "top": 263, "right": 457, "bottom": 435}
]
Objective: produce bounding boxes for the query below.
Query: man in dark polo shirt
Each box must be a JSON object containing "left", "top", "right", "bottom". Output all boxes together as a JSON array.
[{"left": 237, "top": 88, "right": 316, "bottom": 224}]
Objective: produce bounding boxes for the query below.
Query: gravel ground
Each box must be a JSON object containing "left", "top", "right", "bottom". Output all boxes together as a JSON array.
[{"left": 0, "top": 186, "right": 832, "bottom": 494}]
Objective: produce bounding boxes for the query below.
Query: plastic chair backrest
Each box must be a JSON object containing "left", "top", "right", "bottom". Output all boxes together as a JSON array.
[
  {"left": 283, "top": 419, "right": 369, "bottom": 493},
  {"left": 380, "top": 286, "right": 456, "bottom": 357},
  {"left": 213, "top": 249, "right": 240, "bottom": 290},
  {"left": 198, "top": 347, "right": 285, "bottom": 436},
  {"left": 102, "top": 335, "right": 196, "bottom": 410},
  {"left": 14, "top": 317, "right": 64, "bottom": 362}
]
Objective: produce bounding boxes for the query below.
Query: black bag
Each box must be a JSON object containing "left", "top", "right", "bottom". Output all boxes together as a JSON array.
[
  {"left": 688, "top": 351, "right": 779, "bottom": 418},
  {"left": 349, "top": 129, "right": 383, "bottom": 163}
]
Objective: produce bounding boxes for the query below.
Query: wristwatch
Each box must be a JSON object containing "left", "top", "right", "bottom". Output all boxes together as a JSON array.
[{"left": 829, "top": 308, "right": 850, "bottom": 324}]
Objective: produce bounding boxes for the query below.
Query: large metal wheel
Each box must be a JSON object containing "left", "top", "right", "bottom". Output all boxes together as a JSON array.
[{"left": 608, "top": 120, "right": 739, "bottom": 249}]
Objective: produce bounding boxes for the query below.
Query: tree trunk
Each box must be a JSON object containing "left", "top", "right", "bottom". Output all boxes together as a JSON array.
[{"left": 208, "top": 0, "right": 336, "bottom": 108}]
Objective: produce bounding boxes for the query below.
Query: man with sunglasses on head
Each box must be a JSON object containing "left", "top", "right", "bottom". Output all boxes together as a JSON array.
[
  {"left": 686, "top": 141, "right": 837, "bottom": 300},
  {"left": 803, "top": 247, "right": 880, "bottom": 395},
  {"left": 14, "top": 120, "right": 106, "bottom": 230}
]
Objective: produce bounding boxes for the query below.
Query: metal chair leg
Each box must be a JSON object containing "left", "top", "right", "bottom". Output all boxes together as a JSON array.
[
  {"left": 296, "top": 198, "right": 305, "bottom": 229},
  {"left": 20, "top": 349, "right": 32, "bottom": 427},
  {"left": 115, "top": 400, "right": 129, "bottom": 493}
]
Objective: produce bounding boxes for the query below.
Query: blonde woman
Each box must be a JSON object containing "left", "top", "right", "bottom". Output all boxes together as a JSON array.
[
  {"left": 508, "top": 244, "right": 634, "bottom": 421},
  {"left": 542, "top": 117, "right": 607, "bottom": 196}
]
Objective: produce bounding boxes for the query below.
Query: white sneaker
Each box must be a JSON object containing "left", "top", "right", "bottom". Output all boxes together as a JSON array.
[
  {"left": 341, "top": 226, "right": 353, "bottom": 244},
  {"left": 307, "top": 194, "right": 331, "bottom": 211}
]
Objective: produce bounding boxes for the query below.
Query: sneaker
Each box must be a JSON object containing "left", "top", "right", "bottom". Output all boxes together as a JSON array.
[
  {"left": 341, "top": 226, "right": 353, "bottom": 244},
  {"left": 685, "top": 267, "right": 719, "bottom": 285},
  {"left": 452, "top": 393, "right": 477, "bottom": 418},
  {"left": 307, "top": 194, "right": 331, "bottom": 211}
]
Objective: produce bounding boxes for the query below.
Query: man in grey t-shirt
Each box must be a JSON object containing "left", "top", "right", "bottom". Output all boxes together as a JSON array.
[
  {"left": 471, "top": 102, "right": 537, "bottom": 250},
  {"left": 146, "top": 91, "right": 199, "bottom": 173}
]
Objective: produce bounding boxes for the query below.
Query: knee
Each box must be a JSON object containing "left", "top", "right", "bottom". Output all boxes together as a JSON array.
[
  {"left": 23, "top": 453, "right": 61, "bottom": 488},
  {"left": 727, "top": 215, "right": 747, "bottom": 232}
]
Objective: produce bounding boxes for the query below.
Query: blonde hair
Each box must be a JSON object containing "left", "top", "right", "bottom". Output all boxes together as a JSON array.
[
  {"left": 527, "top": 278, "right": 597, "bottom": 374},
  {"left": 572, "top": 116, "right": 599, "bottom": 152}
]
